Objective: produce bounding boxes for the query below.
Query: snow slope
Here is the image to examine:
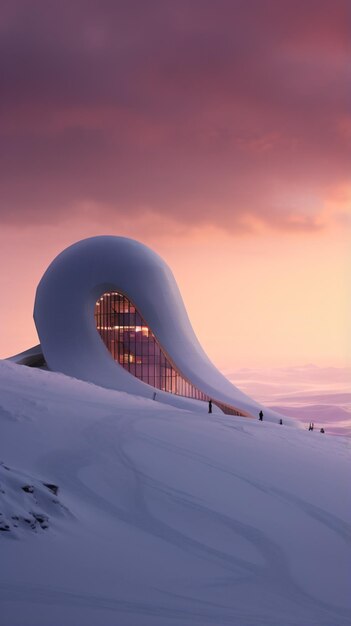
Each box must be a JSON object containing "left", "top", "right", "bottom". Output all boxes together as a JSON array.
[{"left": 0, "top": 360, "right": 350, "bottom": 626}]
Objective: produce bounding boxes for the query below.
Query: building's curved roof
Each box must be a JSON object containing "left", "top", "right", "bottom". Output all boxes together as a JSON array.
[{"left": 29, "top": 235, "right": 283, "bottom": 420}]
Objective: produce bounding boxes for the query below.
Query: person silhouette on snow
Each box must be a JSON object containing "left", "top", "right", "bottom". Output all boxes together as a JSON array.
[{"left": 259, "top": 410, "right": 263, "bottom": 421}]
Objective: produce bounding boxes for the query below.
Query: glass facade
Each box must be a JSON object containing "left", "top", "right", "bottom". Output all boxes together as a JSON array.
[{"left": 95, "top": 291, "right": 245, "bottom": 416}]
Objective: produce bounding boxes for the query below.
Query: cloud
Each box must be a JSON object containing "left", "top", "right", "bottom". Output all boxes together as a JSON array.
[{"left": 0, "top": 0, "right": 350, "bottom": 233}]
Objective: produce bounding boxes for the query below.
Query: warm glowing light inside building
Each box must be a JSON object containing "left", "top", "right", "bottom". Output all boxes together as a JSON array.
[{"left": 94, "top": 291, "right": 246, "bottom": 416}]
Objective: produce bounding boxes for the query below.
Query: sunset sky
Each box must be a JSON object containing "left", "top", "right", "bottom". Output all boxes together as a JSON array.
[{"left": 0, "top": 0, "right": 350, "bottom": 370}]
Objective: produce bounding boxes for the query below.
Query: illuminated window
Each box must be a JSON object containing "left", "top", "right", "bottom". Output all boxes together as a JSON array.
[{"left": 95, "top": 291, "right": 246, "bottom": 416}]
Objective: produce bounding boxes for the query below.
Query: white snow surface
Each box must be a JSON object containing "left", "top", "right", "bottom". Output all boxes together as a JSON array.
[{"left": 0, "top": 360, "right": 350, "bottom": 626}]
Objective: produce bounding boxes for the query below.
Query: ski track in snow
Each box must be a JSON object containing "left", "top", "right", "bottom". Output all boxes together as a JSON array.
[{"left": 0, "top": 361, "right": 350, "bottom": 626}]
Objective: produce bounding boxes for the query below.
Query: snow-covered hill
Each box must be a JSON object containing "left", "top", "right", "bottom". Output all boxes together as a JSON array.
[{"left": 0, "top": 360, "right": 350, "bottom": 626}]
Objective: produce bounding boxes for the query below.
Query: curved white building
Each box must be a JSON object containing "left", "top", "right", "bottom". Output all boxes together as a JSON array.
[{"left": 9, "top": 236, "right": 281, "bottom": 420}]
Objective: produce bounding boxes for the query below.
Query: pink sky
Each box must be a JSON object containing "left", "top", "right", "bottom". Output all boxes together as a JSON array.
[{"left": 0, "top": 0, "right": 350, "bottom": 369}]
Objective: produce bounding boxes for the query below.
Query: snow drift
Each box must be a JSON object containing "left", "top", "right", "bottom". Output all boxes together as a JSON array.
[{"left": 0, "top": 360, "right": 350, "bottom": 626}]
